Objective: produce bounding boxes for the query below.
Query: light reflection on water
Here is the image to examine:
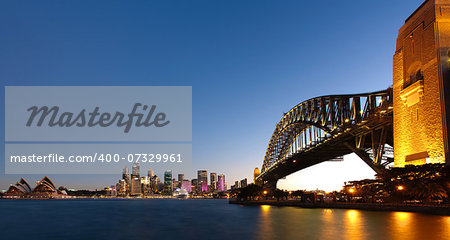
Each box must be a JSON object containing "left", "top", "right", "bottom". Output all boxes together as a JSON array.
[
  {"left": 0, "top": 199, "right": 448, "bottom": 240},
  {"left": 256, "top": 205, "right": 450, "bottom": 240}
]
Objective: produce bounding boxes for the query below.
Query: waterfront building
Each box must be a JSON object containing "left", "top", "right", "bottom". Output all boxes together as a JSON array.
[
  {"left": 240, "top": 178, "right": 247, "bottom": 188},
  {"left": 197, "top": 170, "right": 207, "bottom": 192},
  {"left": 4, "top": 176, "right": 68, "bottom": 199},
  {"left": 253, "top": 168, "right": 260, "bottom": 183},
  {"left": 210, "top": 172, "right": 217, "bottom": 191},
  {"left": 117, "top": 179, "right": 127, "bottom": 196},
  {"left": 217, "top": 174, "right": 225, "bottom": 191},
  {"left": 181, "top": 180, "right": 192, "bottom": 193},
  {"left": 130, "top": 177, "right": 141, "bottom": 196},
  {"left": 164, "top": 170, "right": 173, "bottom": 194}
]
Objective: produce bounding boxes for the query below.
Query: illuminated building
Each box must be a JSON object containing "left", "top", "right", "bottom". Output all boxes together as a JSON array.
[
  {"left": 253, "top": 168, "right": 260, "bottom": 183},
  {"left": 217, "top": 174, "right": 226, "bottom": 191},
  {"left": 210, "top": 172, "right": 217, "bottom": 191},
  {"left": 4, "top": 176, "right": 68, "bottom": 199},
  {"left": 201, "top": 181, "right": 208, "bottom": 192},
  {"left": 393, "top": 0, "right": 450, "bottom": 166},
  {"left": 123, "top": 166, "right": 131, "bottom": 189},
  {"left": 197, "top": 170, "right": 207, "bottom": 192},
  {"left": 130, "top": 163, "right": 141, "bottom": 195},
  {"left": 132, "top": 162, "right": 140, "bottom": 178},
  {"left": 117, "top": 179, "right": 127, "bottom": 196},
  {"left": 164, "top": 170, "right": 173, "bottom": 194}
]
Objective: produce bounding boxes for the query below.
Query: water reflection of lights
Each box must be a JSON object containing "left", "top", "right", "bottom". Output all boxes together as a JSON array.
[
  {"left": 394, "top": 212, "right": 410, "bottom": 221},
  {"left": 345, "top": 210, "right": 365, "bottom": 240},
  {"left": 323, "top": 209, "right": 333, "bottom": 214},
  {"left": 261, "top": 205, "right": 271, "bottom": 213}
]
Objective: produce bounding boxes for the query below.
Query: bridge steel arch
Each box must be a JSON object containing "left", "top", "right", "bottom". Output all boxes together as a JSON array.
[{"left": 256, "top": 89, "right": 394, "bottom": 189}]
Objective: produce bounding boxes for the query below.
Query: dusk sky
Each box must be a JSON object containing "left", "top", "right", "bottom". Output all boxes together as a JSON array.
[{"left": 1, "top": 0, "right": 425, "bottom": 191}]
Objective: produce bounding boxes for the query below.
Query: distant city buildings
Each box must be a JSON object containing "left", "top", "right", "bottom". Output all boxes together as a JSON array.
[{"left": 111, "top": 165, "right": 230, "bottom": 197}]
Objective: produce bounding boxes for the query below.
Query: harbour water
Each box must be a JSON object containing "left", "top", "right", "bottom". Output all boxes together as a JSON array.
[{"left": 1, "top": 199, "right": 449, "bottom": 240}]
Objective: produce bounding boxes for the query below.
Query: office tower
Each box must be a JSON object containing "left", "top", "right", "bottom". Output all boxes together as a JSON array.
[
  {"left": 132, "top": 162, "right": 140, "bottom": 178},
  {"left": 217, "top": 174, "right": 225, "bottom": 191},
  {"left": 122, "top": 166, "right": 131, "bottom": 187},
  {"left": 235, "top": 181, "right": 239, "bottom": 189},
  {"left": 210, "top": 172, "right": 217, "bottom": 191},
  {"left": 164, "top": 170, "right": 173, "bottom": 194},
  {"left": 178, "top": 174, "right": 184, "bottom": 182},
  {"left": 130, "top": 177, "right": 141, "bottom": 196},
  {"left": 117, "top": 179, "right": 127, "bottom": 196},
  {"left": 148, "top": 168, "right": 154, "bottom": 178},
  {"left": 181, "top": 180, "right": 191, "bottom": 193},
  {"left": 197, "top": 170, "right": 207, "bottom": 192}
]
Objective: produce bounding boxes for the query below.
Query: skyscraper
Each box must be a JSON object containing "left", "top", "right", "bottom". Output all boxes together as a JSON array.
[
  {"left": 164, "top": 170, "right": 173, "bottom": 194},
  {"left": 132, "top": 162, "right": 140, "bottom": 178},
  {"left": 197, "top": 170, "right": 207, "bottom": 192},
  {"left": 130, "top": 163, "right": 141, "bottom": 195},
  {"left": 122, "top": 166, "right": 131, "bottom": 188},
  {"left": 210, "top": 172, "right": 217, "bottom": 191},
  {"left": 217, "top": 174, "right": 225, "bottom": 191}
]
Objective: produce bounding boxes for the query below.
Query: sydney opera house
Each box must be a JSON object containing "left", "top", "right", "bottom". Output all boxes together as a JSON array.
[{"left": 3, "top": 176, "right": 69, "bottom": 199}]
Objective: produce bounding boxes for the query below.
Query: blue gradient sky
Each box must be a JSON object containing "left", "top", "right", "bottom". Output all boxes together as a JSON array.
[{"left": 0, "top": 0, "right": 424, "bottom": 191}]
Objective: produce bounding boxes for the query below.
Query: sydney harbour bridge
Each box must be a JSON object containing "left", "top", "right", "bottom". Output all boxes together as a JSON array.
[
  {"left": 255, "top": 0, "right": 450, "bottom": 190},
  {"left": 255, "top": 90, "right": 394, "bottom": 189}
]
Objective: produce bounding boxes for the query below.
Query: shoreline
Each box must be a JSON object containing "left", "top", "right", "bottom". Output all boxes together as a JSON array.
[{"left": 229, "top": 199, "right": 450, "bottom": 216}]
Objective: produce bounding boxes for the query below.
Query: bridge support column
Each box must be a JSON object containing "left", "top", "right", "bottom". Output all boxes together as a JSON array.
[
  {"left": 262, "top": 180, "right": 277, "bottom": 194},
  {"left": 344, "top": 142, "right": 384, "bottom": 175}
]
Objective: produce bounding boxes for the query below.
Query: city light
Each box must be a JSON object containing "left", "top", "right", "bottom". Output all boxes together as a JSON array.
[
  {"left": 348, "top": 188, "right": 355, "bottom": 193},
  {"left": 397, "top": 185, "right": 404, "bottom": 191},
  {"left": 263, "top": 191, "right": 268, "bottom": 195}
]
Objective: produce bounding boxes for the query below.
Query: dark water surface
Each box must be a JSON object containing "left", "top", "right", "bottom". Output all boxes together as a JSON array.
[{"left": 1, "top": 199, "right": 449, "bottom": 240}]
